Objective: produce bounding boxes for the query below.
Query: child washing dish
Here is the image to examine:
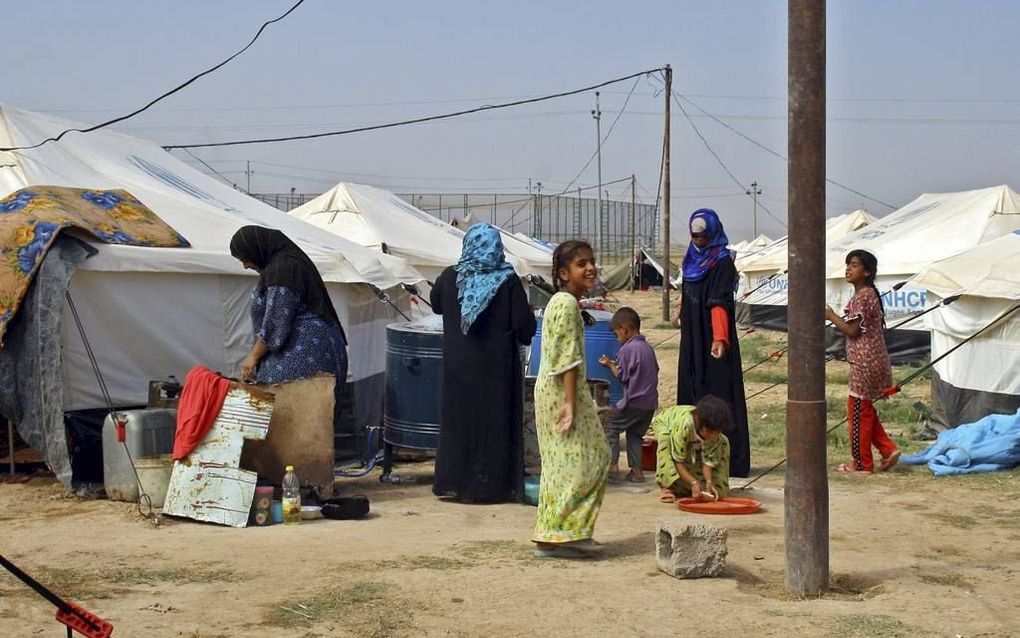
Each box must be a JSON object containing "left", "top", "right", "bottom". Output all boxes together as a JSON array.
[{"left": 652, "top": 395, "right": 734, "bottom": 502}]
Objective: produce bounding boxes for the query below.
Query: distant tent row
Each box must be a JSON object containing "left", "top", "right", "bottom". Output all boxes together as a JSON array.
[
  {"left": 736, "top": 209, "right": 877, "bottom": 330},
  {"left": 290, "top": 184, "right": 552, "bottom": 283}
]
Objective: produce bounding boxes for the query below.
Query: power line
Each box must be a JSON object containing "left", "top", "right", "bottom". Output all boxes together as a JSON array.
[
  {"left": 559, "top": 76, "right": 642, "bottom": 195},
  {"left": 675, "top": 93, "right": 897, "bottom": 210},
  {"left": 182, "top": 148, "right": 238, "bottom": 186},
  {"left": 161, "top": 68, "right": 665, "bottom": 149},
  {"left": 671, "top": 91, "right": 787, "bottom": 229},
  {"left": 1, "top": 0, "right": 307, "bottom": 152}
]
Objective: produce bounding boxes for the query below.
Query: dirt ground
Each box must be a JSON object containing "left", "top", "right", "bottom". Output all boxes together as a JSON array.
[{"left": 2, "top": 290, "right": 1019, "bottom": 637}]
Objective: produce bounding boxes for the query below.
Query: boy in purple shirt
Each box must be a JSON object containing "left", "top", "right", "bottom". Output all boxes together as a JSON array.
[{"left": 598, "top": 307, "right": 659, "bottom": 483}]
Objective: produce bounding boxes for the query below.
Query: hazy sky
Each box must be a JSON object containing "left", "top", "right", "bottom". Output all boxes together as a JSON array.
[{"left": 6, "top": 0, "right": 1020, "bottom": 241}]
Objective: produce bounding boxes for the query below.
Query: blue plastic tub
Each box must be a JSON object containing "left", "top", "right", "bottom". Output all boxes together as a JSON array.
[{"left": 527, "top": 309, "right": 623, "bottom": 406}]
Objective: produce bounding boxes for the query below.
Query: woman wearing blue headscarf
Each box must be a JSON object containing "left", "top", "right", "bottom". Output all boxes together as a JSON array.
[
  {"left": 674, "top": 209, "right": 750, "bottom": 478},
  {"left": 430, "top": 224, "right": 537, "bottom": 502}
]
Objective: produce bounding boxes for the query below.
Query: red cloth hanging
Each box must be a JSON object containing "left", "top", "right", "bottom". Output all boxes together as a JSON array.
[{"left": 172, "top": 366, "right": 231, "bottom": 461}]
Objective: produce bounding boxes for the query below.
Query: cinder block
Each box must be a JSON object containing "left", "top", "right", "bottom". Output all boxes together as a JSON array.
[{"left": 656, "top": 519, "right": 728, "bottom": 578}]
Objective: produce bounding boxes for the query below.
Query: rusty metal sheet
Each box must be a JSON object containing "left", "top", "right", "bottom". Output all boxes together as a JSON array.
[{"left": 163, "top": 384, "right": 274, "bottom": 527}]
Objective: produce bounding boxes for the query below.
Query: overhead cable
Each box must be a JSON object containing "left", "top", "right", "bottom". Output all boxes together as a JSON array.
[
  {"left": 161, "top": 68, "right": 665, "bottom": 149},
  {"left": 0, "top": 0, "right": 307, "bottom": 152}
]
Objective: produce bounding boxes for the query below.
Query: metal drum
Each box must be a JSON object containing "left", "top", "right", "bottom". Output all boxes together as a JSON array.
[
  {"left": 384, "top": 316, "right": 444, "bottom": 451},
  {"left": 527, "top": 309, "right": 624, "bottom": 406}
]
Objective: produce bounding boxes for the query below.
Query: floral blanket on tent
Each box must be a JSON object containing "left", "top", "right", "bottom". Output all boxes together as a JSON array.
[{"left": 0, "top": 185, "right": 190, "bottom": 344}]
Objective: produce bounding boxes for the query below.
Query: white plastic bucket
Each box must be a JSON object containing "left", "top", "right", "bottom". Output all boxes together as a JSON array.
[{"left": 134, "top": 455, "right": 174, "bottom": 508}]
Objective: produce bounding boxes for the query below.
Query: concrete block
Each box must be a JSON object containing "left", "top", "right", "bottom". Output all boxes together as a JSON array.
[{"left": 656, "top": 519, "right": 728, "bottom": 578}]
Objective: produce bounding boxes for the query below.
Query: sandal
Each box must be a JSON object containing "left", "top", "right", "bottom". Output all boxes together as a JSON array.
[
  {"left": 659, "top": 489, "right": 677, "bottom": 503},
  {"left": 879, "top": 450, "right": 901, "bottom": 472},
  {"left": 625, "top": 471, "right": 646, "bottom": 484},
  {"left": 533, "top": 545, "right": 592, "bottom": 560},
  {"left": 834, "top": 463, "right": 870, "bottom": 475}
]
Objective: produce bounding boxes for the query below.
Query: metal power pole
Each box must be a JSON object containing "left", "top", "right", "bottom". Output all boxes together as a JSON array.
[
  {"left": 629, "top": 174, "right": 636, "bottom": 291},
  {"left": 747, "top": 180, "right": 762, "bottom": 237},
  {"left": 786, "top": 0, "right": 829, "bottom": 596},
  {"left": 245, "top": 160, "right": 252, "bottom": 194},
  {"left": 592, "top": 92, "right": 604, "bottom": 259},
  {"left": 661, "top": 65, "right": 672, "bottom": 321}
]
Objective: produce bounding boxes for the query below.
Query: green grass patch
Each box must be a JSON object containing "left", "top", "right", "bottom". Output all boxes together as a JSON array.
[
  {"left": 0, "top": 564, "right": 240, "bottom": 600},
  {"left": 265, "top": 580, "right": 416, "bottom": 635},
  {"left": 829, "top": 614, "right": 914, "bottom": 637},
  {"left": 920, "top": 573, "right": 973, "bottom": 589}
]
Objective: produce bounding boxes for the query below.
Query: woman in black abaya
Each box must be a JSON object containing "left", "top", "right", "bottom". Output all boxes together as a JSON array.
[
  {"left": 430, "top": 224, "right": 537, "bottom": 502},
  {"left": 674, "top": 209, "right": 750, "bottom": 478}
]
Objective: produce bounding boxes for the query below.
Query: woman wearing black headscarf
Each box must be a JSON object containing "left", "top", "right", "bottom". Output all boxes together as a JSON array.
[{"left": 229, "top": 226, "right": 349, "bottom": 394}]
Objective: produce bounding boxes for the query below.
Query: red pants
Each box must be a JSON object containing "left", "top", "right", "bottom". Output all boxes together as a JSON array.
[{"left": 847, "top": 396, "right": 898, "bottom": 472}]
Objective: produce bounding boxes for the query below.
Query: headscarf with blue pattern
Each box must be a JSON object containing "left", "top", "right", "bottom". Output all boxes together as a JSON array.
[
  {"left": 681, "top": 208, "right": 731, "bottom": 282},
  {"left": 454, "top": 223, "right": 517, "bottom": 334}
]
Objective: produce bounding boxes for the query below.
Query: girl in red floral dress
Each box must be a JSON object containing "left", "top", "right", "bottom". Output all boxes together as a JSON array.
[{"left": 825, "top": 250, "right": 901, "bottom": 474}]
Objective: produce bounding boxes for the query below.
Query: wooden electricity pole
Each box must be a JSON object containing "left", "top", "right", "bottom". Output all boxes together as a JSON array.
[
  {"left": 786, "top": 0, "right": 829, "bottom": 596},
  {"left": 661, "top": 65, "right": 672, "bottom": 321}
]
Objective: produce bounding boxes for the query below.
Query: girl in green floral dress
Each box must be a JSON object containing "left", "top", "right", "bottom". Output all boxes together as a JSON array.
[
  {"left": 532, "top": 240, "right": 611, "bottom": 559},
  {"left": 653, "top": 395, "right": 734, "bottom": 502}
]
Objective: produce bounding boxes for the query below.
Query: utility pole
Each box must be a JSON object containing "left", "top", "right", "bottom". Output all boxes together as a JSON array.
[
  {"left": 534, "top": 181, "right": 543, "bottom": 238},
  {"left": 245, "top": 160, "right": 252, "bottom": 194},
  {"left": 786, "top": 0, "right": 828, "bottom": 596},
  {"left": 592, "top": 92, "right": 604, "bottom": 260},
  {"left": 661, "top": 65, "right": 672, "bottom": 321},
  {"left": 629, "top": 174, "right": 637, "bottom": 292},
  {"left": 747, "top": 180, "right": 762, "bottom": 237}
]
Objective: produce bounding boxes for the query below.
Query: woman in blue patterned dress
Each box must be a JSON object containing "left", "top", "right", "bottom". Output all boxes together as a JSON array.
[{"left": 229, "top": 226, "right": 349, "bottom": 402}]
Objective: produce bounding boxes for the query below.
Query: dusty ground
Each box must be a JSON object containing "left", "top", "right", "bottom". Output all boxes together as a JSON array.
[{"left": 2, "top": 290, "right": 1019, "bottom": 637}]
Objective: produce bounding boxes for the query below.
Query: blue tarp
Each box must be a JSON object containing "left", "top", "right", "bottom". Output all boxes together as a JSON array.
[{"left": 901, "top": 408, "right": 1020, "bottom": 476}]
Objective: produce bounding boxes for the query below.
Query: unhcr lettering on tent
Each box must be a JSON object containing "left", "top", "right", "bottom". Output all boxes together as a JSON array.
[{"left": 880, "top": 286, "right": 928, "bottom": 316}]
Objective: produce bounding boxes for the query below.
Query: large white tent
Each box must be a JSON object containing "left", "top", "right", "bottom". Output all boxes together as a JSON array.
[
  {"left": 735, "top": 209, "right": 876, "bottom": 329},
  {"left": 824, "top": 186, "right": 1020, "bottom": 322},
  {"left": 0, "top": 105, "right": 422, "bottom": 481},
  {"left": 910, "top": 230, "right": 1020, "bottom": 428}
]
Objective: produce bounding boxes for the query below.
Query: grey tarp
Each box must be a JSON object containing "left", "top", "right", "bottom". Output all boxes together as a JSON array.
[{"left": 0, "top": 236, "right": 93, "bottom": 487}]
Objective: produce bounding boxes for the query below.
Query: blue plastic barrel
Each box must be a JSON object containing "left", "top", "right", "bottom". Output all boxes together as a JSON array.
[
  {"left": 384, "top": 317, "right": 443, "bottom": 450},
  {"left": 527, "top": 309, "right": 623, "bottom": 405}
]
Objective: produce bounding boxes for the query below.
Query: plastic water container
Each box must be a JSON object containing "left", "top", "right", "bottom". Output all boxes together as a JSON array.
[
  {"left": 282, "top": 465, "right": 301, "bottom": 525},
  {"left": 528, "top": 310, "right": 623, "bottom": 405},
  {"left": 102, "top": 409, "right": 176, "bottom": 502}
]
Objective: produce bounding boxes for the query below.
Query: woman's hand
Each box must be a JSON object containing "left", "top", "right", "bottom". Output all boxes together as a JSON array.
[
  {"left": 824, "top": 306, "right": 840, "bottom": 323},
  {"left": 690, "top": 480, "right": 703, "bottom": 500},
  {"left": 710, "top": 340, "right": 727, "bottom": 359},
  {"left": 705, "top": 483, "right": 720, "bottom": 501},
  {"left": 670, "top": 300, "right": 682, "bottom": 328},
  {"left": 556, "top": 401, "right": 575, "bottom": 435},
  {"left": 240, "top": 353, "right": 259, "bottom": 383}
]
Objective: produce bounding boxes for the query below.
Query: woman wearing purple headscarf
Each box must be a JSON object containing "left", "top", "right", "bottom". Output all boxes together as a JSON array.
[{"left": 674, "top": 209, "right": 750, "bottom": 478}]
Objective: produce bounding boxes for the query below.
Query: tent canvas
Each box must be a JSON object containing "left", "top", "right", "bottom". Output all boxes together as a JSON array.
[
  {"left": 0, "top": 105, "right": 422, "bottom": 484},
  {"left": 289, "top": 182, "right": 469, "bottom": 283},
  {"left": 824, "top": 187, "right": 1020, "bottom": 323},
  {"left": 911, "top": 230, "right": 1020, "bottom": 429},
  {"left": 735, "top": 209, "right": 876, "bottom": 330}
]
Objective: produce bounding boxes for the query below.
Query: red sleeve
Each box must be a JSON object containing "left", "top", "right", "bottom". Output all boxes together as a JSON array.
[{"left": 710, "top": 306, "right": 730, "bottom": 346}]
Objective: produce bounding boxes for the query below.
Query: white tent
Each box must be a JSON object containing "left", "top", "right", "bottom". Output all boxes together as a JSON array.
[
  {"left": 288, "top": 182, "right": 550, "bottom": 281},
  {"left": 291, "top": 182, "right": 466, "bottom": 282},
  {"left": 735, "top": 209, "right": 877, "bottom": 328},
  {"left": 0, "top": 105, "right": 423, "bottom": 479},
  {"left": 824, "top": 187, "right": 1020, "bottom": 323},
  {"left": 730, "top": 233, "right": 772, "bottom": 262},
  {"left": 910, "top": 230, "right": 1020, "bottom": 428}
]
